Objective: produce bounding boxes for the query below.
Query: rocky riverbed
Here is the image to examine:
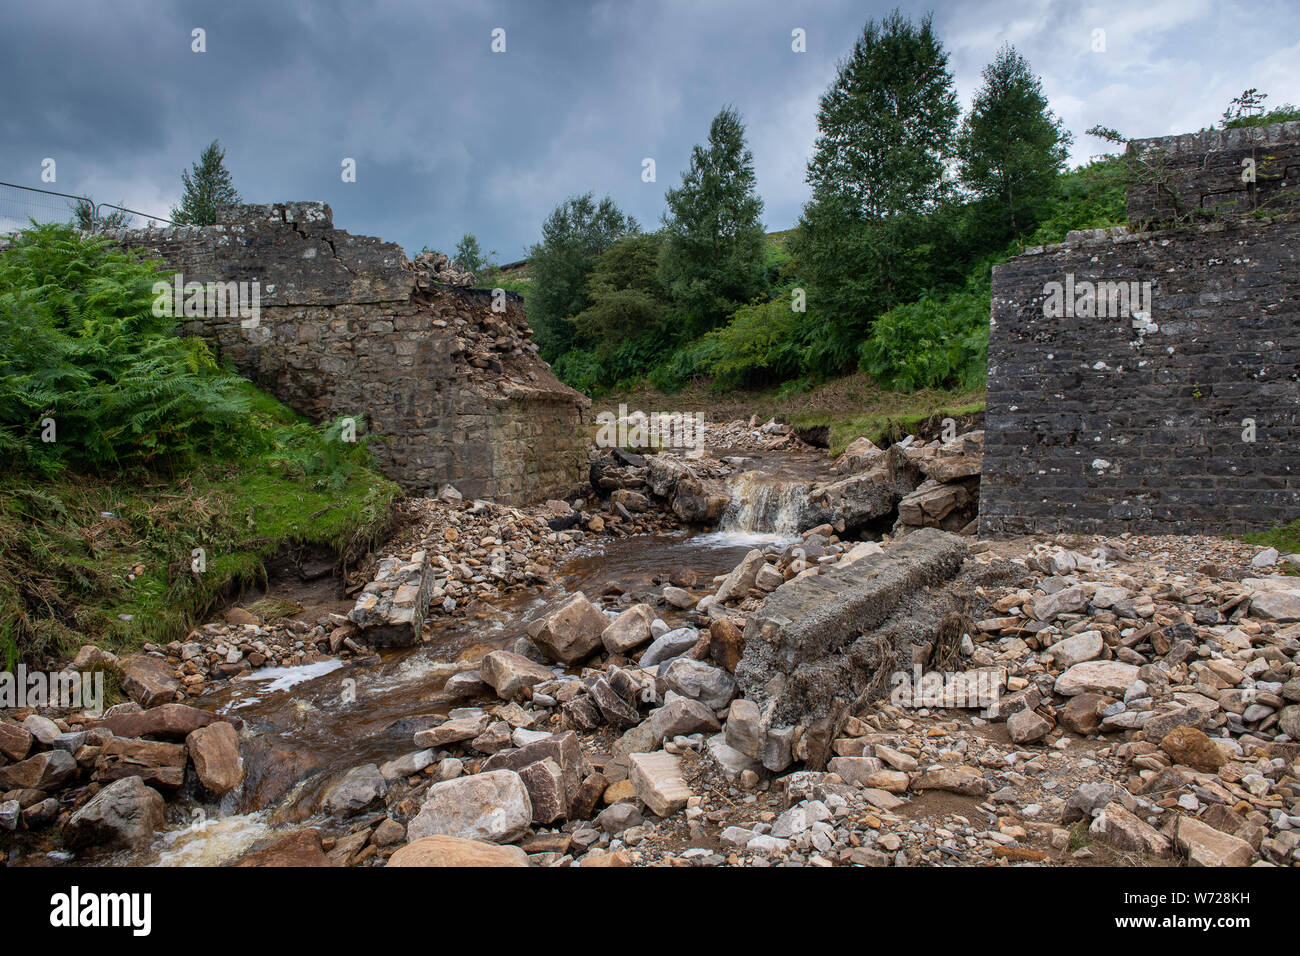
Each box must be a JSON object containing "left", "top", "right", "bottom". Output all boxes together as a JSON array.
[{"left": 2, "top": 419, "right": 1298, "bottom": 868}]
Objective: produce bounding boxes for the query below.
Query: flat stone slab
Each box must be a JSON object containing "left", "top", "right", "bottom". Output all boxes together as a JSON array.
[
  {"left": 1054, "top": 660, "right": 1141, "bottom": 697},
  {"left": 629, "top": 751, "right": 693, "bottom": 817}
]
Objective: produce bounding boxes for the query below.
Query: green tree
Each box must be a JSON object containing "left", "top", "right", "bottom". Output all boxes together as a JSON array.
[
  {"left": 792, "top": 11, "right": 960, "bottom": 371},
  {"left": 1222, "top": 88, "right": 1268, "bottom": 126},
  {"left": 453, "top": 233, "right": 485, "bottom": 273},
  {"left": 957, "top": 45, "right": 1070, "bottom": 242},
  {"left": 528, "top": 193, "right": 637, "bottom": 358},
  {"left": 170, "top": 140, "right": 240, "bottom": 226},
  {"left": 572, "top": 232, "right": 669, "bottom": 359},
  {"left": 659, "top": 105, "right": 766, "bottom": 330},
  {"left": 70, "top": 199, "right": 130, "bottom": 231},
  {"left": 805, "top": 11, "right": 959, "bottom": 218},
  {"left": 1219, "top": 89, "right": 1299, "bottom": 129}
]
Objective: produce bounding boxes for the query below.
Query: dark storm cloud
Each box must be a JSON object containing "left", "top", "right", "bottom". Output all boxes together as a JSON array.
[{"left": 2, "top": 0, "right": 1296, "bottom": 256}]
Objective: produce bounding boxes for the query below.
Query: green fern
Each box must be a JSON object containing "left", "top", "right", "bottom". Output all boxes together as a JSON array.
[{"left": 0, "top": 223, "right": 253, "bottom": 474}]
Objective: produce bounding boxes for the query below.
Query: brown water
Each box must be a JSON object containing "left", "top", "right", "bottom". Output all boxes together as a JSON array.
[{"left": 117, "top": 529, "right": 780, "bottom": 865}]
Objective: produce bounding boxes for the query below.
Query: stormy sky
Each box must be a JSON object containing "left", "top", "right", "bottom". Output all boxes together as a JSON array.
[{"left": 2, "top": 0, "right": 1296, "bottom": 258}]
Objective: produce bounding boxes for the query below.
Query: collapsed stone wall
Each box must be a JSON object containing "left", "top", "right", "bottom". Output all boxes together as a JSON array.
[
  {"left": 981, "top": 123, "right": 1300, "bottom": 536},
  {"left": 111, "top": 203, "right": 589, "bottom": 504}
]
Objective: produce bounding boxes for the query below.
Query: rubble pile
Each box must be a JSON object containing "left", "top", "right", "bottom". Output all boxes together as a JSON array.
[
  {"left": 6, "top": 409, "right": 1298, "bottom": 869},
  {"left": 322, "top": 532, "right": 1297, "bottom": 867},
  {"left": 706, "top": 416, "right": 812, "bottom": 452},
  {"left": 345, "top": 489, "right": 681, "bottom": 646},
  {"left": 408, "top": 250, "right": 475, "bottom": 288}
]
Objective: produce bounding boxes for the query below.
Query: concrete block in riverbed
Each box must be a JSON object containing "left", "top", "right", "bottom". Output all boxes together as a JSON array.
[{"left": 735, "top": 528, "right": 968, "bottom": 724}]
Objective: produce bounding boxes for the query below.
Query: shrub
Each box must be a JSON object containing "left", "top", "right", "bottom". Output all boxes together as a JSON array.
[
  {"left": 550, "top": 348, "right": 605, "bottom": 396},
  {"left": 859, "top": 284, "right": 989, "bottom": 391},
  {"left": 696, "top": 294, "right": 803, "bottom": 390}
]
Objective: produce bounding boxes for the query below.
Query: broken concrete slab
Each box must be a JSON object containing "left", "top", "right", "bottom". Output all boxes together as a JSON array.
[{"left": 735, "top": 528, "right": 969, "bottom": 724}]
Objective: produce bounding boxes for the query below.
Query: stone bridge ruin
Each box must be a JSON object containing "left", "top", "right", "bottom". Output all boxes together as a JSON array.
[
  {"left": 111, "top": 202, "right": 590, "bottom": 504},
  {"left": 981, "top": 121, "right": 1300, "bottom": 536}
]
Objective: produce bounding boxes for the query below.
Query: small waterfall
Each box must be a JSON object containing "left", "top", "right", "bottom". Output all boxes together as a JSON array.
[{"left": 719, "top": 472, "right": 810, "bottom": 536}]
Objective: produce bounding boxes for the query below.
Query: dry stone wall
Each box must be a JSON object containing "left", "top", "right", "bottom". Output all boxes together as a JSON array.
[
  {"left": 111, "top": 203, "right": 589, "bottom": 503},
  {"left": 981, "top": 123, "right": 1300, "bottom": 536}
]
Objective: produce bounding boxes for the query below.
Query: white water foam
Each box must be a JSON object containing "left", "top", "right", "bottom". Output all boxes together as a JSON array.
[
  {"left": 236, "top": 659, "right": 344, "bottom": 694},
  {"left": 155, "top": 812, "right": 273, "bottom": 867}
]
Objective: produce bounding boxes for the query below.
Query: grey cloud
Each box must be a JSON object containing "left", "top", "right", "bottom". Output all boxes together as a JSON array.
[{"left": 1, "top": 0, "right": 1295, "bottom": 256}]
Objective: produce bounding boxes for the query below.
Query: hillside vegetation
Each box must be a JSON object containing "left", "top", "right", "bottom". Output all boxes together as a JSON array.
[
  {"left": 0, "top": 225, "right": 398, "bottom": 666},
  {"left": 494, "top": 22, "right": 1137, "bottom": 407},
  {"left": 481, "top": 21, "right": 1295, "bottom": 421}
]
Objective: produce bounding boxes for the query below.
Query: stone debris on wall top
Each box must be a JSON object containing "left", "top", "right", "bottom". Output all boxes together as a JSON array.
[
  {"left": 409, "top": 250, "right": 475, "bottom": 288},
  {"left": 1128, "top": 119, "right": 1300, "bottom": 157}
]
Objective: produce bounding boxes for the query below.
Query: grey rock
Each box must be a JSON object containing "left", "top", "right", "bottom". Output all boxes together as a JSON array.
[
  {"left": 638, "top": 627, "right": 699, "bottom": 667},
  {"left": 661, "top": 658, "right": 735, "bottom": 709},
  {"left": 63, "top": 776, "right": 166, "bottom": 850},
  {"left": 323, "top": 763, "right": 387, "bottom": 817},
  {"left": 407, "top": 769, "right": 533, "bottom": 844}
]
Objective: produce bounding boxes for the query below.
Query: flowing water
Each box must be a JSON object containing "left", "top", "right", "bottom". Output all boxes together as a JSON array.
[
  {"left": 718, "top": 473, "right": 811, "bottom": 536},
  {"left": 111, "top": 530, "right": 776, "bottom": 866},
  {"left": 711, "top": 444, "right": 836, "bottom": 538}
]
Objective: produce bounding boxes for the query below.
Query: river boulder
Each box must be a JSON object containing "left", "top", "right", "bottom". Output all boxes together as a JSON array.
[
  {"left": 479, "top": 650, "right": 555, "bottom": 699},
  {"left": 322, "top": 763, "right": 387, "bottom": 817},
  {"left": 187, "top": 721, "right": 245, "bottom": 795},
  {"left": 601, "top": 603, "right": 656, "bottom": 654},
  {"left": 406, "top": 769, "right": 532, "bottom": 844},
  {"left": 63, "top": 776, "right": 166, "bottom": 850},
  {"left": 528, "top": 592, "right": 609, "bottom": 664},
  {"left": 388, "top": 835, "right": 529, "bottom": 867}
]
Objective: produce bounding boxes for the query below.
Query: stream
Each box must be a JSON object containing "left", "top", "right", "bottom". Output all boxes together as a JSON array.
[{"left": 117, "top": 526, "right": 797, "bottom": 866}]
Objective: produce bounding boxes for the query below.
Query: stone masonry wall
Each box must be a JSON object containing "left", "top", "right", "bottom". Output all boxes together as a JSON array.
[
  {"left": 982, "top": 124, "right": 1300, "bottom": 536},
  {"left": 112, "top": 203, "right": 589, "bottom": 503},
  {"left": 1126, "top": 121, "right": 1300, "bottom": 228}
]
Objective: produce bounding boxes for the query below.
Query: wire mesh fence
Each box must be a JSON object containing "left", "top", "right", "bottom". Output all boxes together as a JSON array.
[
  {"left": 93, "top": 201, "right": 173, "bottom": 230},
  {"left": 0, "top": 182, "right": 86, "bottom": 233},
  {"left": 0, "top": 181, "right": 173, "bottom": 236}
]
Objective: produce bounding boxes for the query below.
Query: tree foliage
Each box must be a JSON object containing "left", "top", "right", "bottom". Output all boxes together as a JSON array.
[
  {"left": 572, "top": 233, "right": 669, "bottom": 358},
  {"left": 792, "top": 11, "right": 960, "bottom": 371},
  {"left": 805, "top": 11, "right": 959, "bottom": 218},
  {"left": 453, "top": 233, "right": 485, "bottom": 273},
  {"left": 659, "top": 106, "right": 767, "bottom": 330},
  {"left": 528, "top": 193, "right": 638, "bottom": 358},
  {"left": 957, "top": 45, "right": 1070, "bottom": 242},
  {"left": 71, "top": 199, "right": 130, "bottom": 231},
  {"left": 170, "top": 140, "right": 240, "bottom": 226}
]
